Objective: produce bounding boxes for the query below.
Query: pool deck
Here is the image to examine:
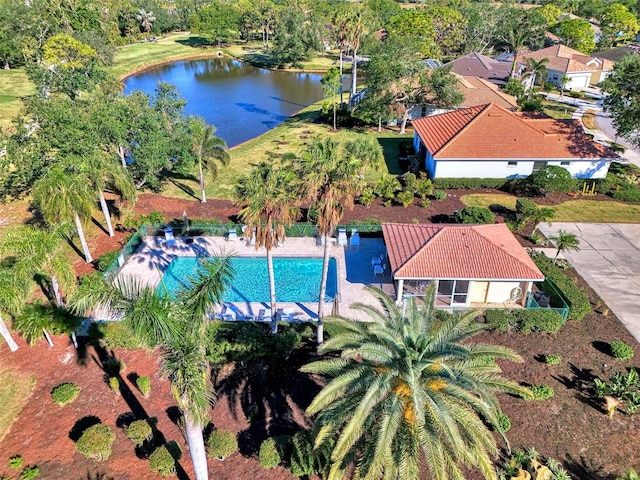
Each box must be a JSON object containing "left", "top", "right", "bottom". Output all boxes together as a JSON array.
[{"left": 116, "top": 235, "right": 394, "bottom": 323}]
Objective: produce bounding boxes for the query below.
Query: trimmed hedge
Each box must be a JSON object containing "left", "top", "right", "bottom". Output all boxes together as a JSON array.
[
  {"left": 149, "top": 444, "right": 177, "bottom": 477},
  {"left": 207, "top": 429, "right": 238, "bottom": 460},
  {"left": 51, "top": 383, "right": 81, "bottom": 406},
  {"left": 610, "top": 340, "right": 634, "bottom": 360},
  {"left": 610, "top": 186, "right": 640, "bottom": 202},
  {"left": 485, "top": 308, "right": 564, "bottom": 334},
  {"left": 125, "top": 419, "right": 154, "bottom": 447},
  {"left": 76, "top": 424, "right": 115, "bottom": 461},
  {"left": 259, "top": 438, "right": 281, "bottom": 469},
  {"left": 88, "top": 322, "right": 145, "bottom": 349},
  {"left": 530, "top": 251, "right": 591, "bottom": 321},
  {"left": 433, "top": 178, "right": 510, "bottom": 189}
]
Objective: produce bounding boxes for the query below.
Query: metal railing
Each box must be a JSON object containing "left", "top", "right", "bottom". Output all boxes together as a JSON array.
[{"left": 525, "top": 279, "right": 570, "bottom": 322}]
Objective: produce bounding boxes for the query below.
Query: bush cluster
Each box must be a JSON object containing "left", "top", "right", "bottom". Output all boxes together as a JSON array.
[
  {"left": 610, "top": 340, "right": 635, "bottom": 360},
  {"left": 9, "top": 456, "right": 23, "bottom": 469},
  {"left": 149, "top": 443, "right": 180, "bottom": 477},
  {"left": 88, "top": 322, "right": 144, "bottom": 349},
  {"left": 206, "top": 430, "right": 238, "bottom": 460},
  {"left": 594, "top": 368, "right": 640, "bottom": 414},
  {"left": 97, "top": 249, "right": 121, "bottom": 272},
  {"left": 610, "top": 186, "right": 640, "bottom": 202},
  {"left": 76, "top": 424, "right": 115, "bottom": 461},
  {"left": 530, "top": 251, "right": 591, "bottom": 321},
  {"left": 259, "top": 438, "right": 281, "bottom": 469},
  {"left": 485, "top": 309, "right": 564, "bottom": 334},
  {"left": 496, "top": 412, "right": 511, "bottom": 433},
  {"left": 136, "top": 375, "right": 151, "bottom": 398},
  {"left": 125, "top": 419, "right": 154, "bottom": 447},
  {"left": 433, "top": 178, "right": 509, "bottom": 189},
  {"left": 523, "top": 165, "right": 575, "bottom": 196},
  {"left": 51, "top": 383, "right": 81, "bottom": 406},
  {"left": 529, "top": 384, "right": 555, "bottom": 400},
  {"left": 19, "top": 466, "right": 40, "bottom": 480},
  {"left": 543, "top": 354, "right": 562, "bottom": 365},
  {"left": 454, "top": 206, "right": 495, "bottom": 224}
]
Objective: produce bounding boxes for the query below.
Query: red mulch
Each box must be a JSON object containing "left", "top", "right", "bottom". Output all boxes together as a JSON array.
[{"left": 3, "top": 190, "right": 640, "bottom": 479}]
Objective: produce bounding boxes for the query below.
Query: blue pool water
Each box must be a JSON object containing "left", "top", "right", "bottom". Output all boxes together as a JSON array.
[{"left": 159, "top": 257, "right": 338, "bottom": 303}]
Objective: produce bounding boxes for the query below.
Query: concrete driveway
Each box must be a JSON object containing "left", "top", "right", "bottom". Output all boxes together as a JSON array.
[{"left": 538, "top": 223, "right": 640, "bottom": 341}]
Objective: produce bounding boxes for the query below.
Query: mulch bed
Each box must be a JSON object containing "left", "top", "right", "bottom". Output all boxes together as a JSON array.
[{"left": 3, "top": 190, "right": 640, "bottom": 479}]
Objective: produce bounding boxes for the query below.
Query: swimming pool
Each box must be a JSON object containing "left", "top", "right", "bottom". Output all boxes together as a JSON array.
[{"left": 159, "top": 256, "right": 338, "bottom": 303}]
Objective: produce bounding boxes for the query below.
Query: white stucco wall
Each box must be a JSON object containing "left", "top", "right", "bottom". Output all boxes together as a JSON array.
[
  {"left": 547, "top": 68, "right": 592, "bottom": 91},
  {"left": 433, "top": 159, "right": 610, "bottom": 179},
  {"left": 486, "top": 281, "right": 522, "bottom": 304}
]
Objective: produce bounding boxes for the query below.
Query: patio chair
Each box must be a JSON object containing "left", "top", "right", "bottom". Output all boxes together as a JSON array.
[
  {"left": 349, "top": 229, "right": 360, "bottom": 250},
  {"left": 227, "top": 229, "right": 238, "bottom": 242},
  {"left": 276, "top": 308, "right": 293, "bottom": 321},
  {"left": 163, "top": 226, "right": 176, "bottom": 247},
  {"left": 373, "top": 264, "right": 386, "bottom": 277},
  {"left": 337, "top": 228, "right": 348, "bottom": 247},
  {"left": 371, "top": 254, "right": 384, "bottom": 267},
  {"left": 257, "top": 309, "right": 271, "bottom": 323}
]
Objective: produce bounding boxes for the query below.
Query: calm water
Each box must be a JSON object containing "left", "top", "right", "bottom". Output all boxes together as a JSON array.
[
  {"left": 160, "top": 256, "right": 338, "bottom": 303},
  {"left": 124, "top": 57, "right": 332, "bottom": 147}
]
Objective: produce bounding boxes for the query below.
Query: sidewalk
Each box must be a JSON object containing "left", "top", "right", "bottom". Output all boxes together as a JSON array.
[{"left": 544, "top": 92, "right": 640, "bottom": 168}]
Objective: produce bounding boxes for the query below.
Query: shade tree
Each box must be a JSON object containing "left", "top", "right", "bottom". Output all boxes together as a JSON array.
[{"left": 602, "top": 54, "right": 640, "bottom": 149}]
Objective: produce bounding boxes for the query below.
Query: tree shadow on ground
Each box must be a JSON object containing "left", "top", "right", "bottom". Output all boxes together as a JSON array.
[
  {"left": 80, "top": 472, "right": 116, "bottom": 480},
  {"left": 175, "top": 37, "right": 210, "bottom": 48},
  {"left": 564, "top": 453, "right": 615, "bottom": 480},
  {"left": 592, "top": 340, "right": 612, "bottom": 356},
  {"left": 553, "top": 362, "right": 604, "bottom": 412}
]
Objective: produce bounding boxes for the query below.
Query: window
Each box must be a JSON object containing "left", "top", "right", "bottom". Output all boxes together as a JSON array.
[
  {"left": 507, "top": 161, "right": 518, "bottom": 167},
  {"left": 532, "top": 161, "right": 547, "bottom": 173},
  {"left": 436, "top": 280, "right": 470, "bottom": 307},
  {"left": 561, "top": 161, "right": 571, "bottom": 166}
]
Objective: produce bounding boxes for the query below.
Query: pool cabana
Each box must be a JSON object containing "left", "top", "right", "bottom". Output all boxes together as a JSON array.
[{"left": 381, "top": 223, "right": 545, "bottom": 309}]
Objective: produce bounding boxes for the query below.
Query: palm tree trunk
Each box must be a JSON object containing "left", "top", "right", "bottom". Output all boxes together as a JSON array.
[
  {"left": 199, "top": 160, "right": 206, "bottom": 203},
  {"left": 51, "top": 275, "right": 63, "bottom": 307},
  {"left": 317, "top": 234, "right": 331, "bottom": 346},
  {"left": 350, "top": 50, "right": 358, "bottom": 100},
  {"left": 339, "top": 49, "right": 343, "bottom": 75},
  {"left": 98, "top": 190, "right": 115, "bottom": 237},
  {"left": 0, "top": 316, "right": 18, "bottom": 351},
  {"left": 267, "top": 247, "right": 278, "bottom": 334},
  {"left": 118, "top": 145, "right": 127, "bottom": 168},
  {"left": 333, "top": 104, "right": 337, "bottom": 131},
  {"left": 74, "top": 213, "right": 93, "bottom": 263},
  {"left": 378, "top": 115, "right": 382, "bottom": 133},
  {"left": 185, "top": 415, "right": 208, "bottom": 480},
  {"left": 43, "top": 328, "right": 54, "bottom": 347}
]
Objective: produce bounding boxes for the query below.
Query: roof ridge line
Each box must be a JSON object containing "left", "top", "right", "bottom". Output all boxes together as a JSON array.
[
  {"left": 435, "top": 104, "right": 492, "bottom": 156},
  {"left": 472, "top": 225, "right": 540, "bottom": 275}
]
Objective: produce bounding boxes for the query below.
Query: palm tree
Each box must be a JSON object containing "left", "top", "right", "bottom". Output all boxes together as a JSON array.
[
  {"left": 549, "top": 229, "right": 580, "bottom": 264},
  {"left": 529, "top": 206, "right": 555, "bottom": 234},
  {"left": 0, "top": 267, "right": 28, "bottom": 351},
  {"left": 617, "top": 469, "right": 640, "bottom": 480},
  {"left": 559, "top": 74, "right": 571, "bottom": 98},
  {"left": 189, "top": 117, "right": 230, "bottom": 203},
  {"left": 234, "top": 162, "right": 299, "bottom": 333},
  {"left": 71, "top": 256, "right": 235, "bottom": 480},
  {"left": 32, "top": 164, "right": 96, "bottom": 263},
  {"left": 301, "top": 285, "right": 531, "bottom": 480},
  {"left": 292, "top": 137, "right": 382, "bottom": 345},
  {"left": 80, "top": 153, "right": 137, "bottom": 237},
  {"left": 345, "top": 6, "right": 368, "bottom": 102},
  {"left": 523, "top": 57, "right": 550, "bottom": 100}
]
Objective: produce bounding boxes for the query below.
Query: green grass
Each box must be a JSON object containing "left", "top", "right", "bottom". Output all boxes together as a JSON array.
[
  {"left": 461, "top": 193, "right": 640, "bottom": 223},
  {"left": 0, "top": 366, "right": 35, "bottom": 443},
  {"left": 541, "top": 100, "right": 577, "bottom": 120},
  {"left": 225, "top": 43, "right": 343, "bottom": 71},
  {"left": 0, "top": 69, "right": 35, "bottom": 129}
]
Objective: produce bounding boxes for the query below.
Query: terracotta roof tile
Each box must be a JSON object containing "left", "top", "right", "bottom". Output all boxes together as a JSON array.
[
  {"left": 518, "top": 44, "right": 614, "bottom": 73},
  {"left": 456, "top": 75, "right": 518, "bottom": 110},
  {"left": 411, "top": 103, "right": 616, "bottom": 159},
  {"left": 382, "top": 223, "right": 544, "bottom": 281},
  {"left": 445, "top": 53, "right": 512, "bottom": 85}
]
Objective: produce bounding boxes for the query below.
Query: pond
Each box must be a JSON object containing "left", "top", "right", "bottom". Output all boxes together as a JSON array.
[{"left": 124, "top": 56, "right": 349, "bottom": 147}]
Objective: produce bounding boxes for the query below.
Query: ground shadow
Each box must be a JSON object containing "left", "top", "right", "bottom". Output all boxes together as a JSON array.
[
  {"left": 564, "top": 453, "right": 615, "bottom": 480},
  {"left": 81, "top": 472, "right": 116, "bottom": 480},
  {"left": 69, "top": 416, "right": 102, "bottom": 442},
  {"left": 552, "top": 362, "right": 604, "bottom": 412},
  {"left": 592, "top": 340, "right": 612, "bottom": 356},
  {"left": 175, "top": 37, "right": 210, "bottom": 48},
  {"left": 91, "top": 217, "right": 109, "bottom": 236}
]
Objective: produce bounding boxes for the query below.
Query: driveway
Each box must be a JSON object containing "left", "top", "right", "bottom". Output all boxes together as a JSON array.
[{"left": 538, "top": 223, "right": 640, "bottom": 342}]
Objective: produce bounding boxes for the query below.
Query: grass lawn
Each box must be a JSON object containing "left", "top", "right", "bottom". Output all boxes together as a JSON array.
[
  {"left": 0, "top": 365, "right": 35, "bottom": 443},
  {"left": 541, "top": 100, "right": 577, "bottom": 120},
  {"left": 461, "top": 193, "right": 640, "bottom": 223},
  {"left": 0, "top": 69, "right": 35, "bottom": 130},
  {"left": 225, "top": 43, "right": 342, "bottom": 71}
]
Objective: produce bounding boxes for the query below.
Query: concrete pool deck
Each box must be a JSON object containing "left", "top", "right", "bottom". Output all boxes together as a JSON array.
[{"left": 116, "top": 234, "right": 394, "bottom": 323}]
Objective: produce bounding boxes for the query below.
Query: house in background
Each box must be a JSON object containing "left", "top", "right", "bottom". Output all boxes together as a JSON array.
[
  {"left": 517, "top": 44, "right": 614, "bottom": 91},
  {"left": 445, "top": 52, "right": 520, "bottom": 86},
  {"left": 381, "top": 223, "right": 545, "bottom": 308},
  {"left": 411, "top": 103, "right": 616, "bottom": 179}
]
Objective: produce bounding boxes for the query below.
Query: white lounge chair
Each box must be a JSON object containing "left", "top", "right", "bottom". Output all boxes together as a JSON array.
[
  {"left": 337, "top": 228, "right": 348, "bottom": 247},
  {"left": 227, "top": 229, "right": 238, "bottom": 242},
  {"left": 163, "top": 226, "right": 176, "bottom": 247},
  {"left": 349, "top": 229, "right": 360, "bottom": 249}
]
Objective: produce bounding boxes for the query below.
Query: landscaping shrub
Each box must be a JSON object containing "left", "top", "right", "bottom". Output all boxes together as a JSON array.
[
  {"left": 529, "top": 384, "right": 554, "bottom": 400},
  {"left": 51, "top": 383, "right": 81, "bottom": 406},
  {"left": 259, "top": 438, "right": 281, "bottom": 469},
  {"left": 610, "top": 340, "right": 634, "bottom": 360},
  {"left": 396, "top": 189, "right": 414, "bottom": 207},
  {"left": 610, "top": 186, "right": 640, "bottom": 202},
  {"left": 357, "top": 187, "right": 375, "bottom": 206},
  {"left": 433, "top": 189, "right": 446, "bottom": 200},
  {"left": 76, "top": 424, "right": 115, "bottom": 461},
  {"left": 88, "top": 321, "right": 144, "bottom": 349},
  {"left": 543, "top": 354, "right": 562, "bottom": 365},
  {"left": 290, "top": 430, "right": 315, "bottom": 478},
  {"left": 515, "top": 198, "right": 538, "bottom": 223},
  {"left": 433, "top": 178, "right": 508, "bottom": 189},
  {"left": 9, "top": 455, "right": 23, "bottom": 469},
  {"left": 206, "top": 430, "right": 238, "bottom": 460},
  {"left": 19, "top": 466, "right": 39, "bottom": 480},
  {"left": 136, "top": 375, "right": 151, "bottom": 398},
  {"left": 108, "top": 376, "right": 121, "bottom": 395},
  {"left": 149, "top": 443, "right": 180, "bottom": 477},
  {"left": 568, "top": 90, "right": 583, "bottom": 98},
  {"left": 125, "top": 419, "right": 154, "bottom": 447},
  {"left": 374, "top": 175, "right": 400, "bottom": 206},
  {"left": 454, "top": 206, "right": 495, "bottom": 224},
  {"left": 594, "top": 368, "right": 640, "bottom": 415},
  {"left": 415, "top": 173, "right": 433, "bottom": 199},
  {"left": 485, "top": 309, "right": 564, "bottom": 334},
  {"left": 523, "top": 165, "right": 575, "bottom": 196},
  {"left": 496, "top": 412, "right": 511, "bottom": 433},
  {"left": 530, "top": 251, "right": 591, "bottom": 321},
  {"left": 97, "top": 249, "right": 121, "bottom": 272}
]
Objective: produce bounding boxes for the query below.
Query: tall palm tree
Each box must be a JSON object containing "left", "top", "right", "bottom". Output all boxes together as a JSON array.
[
  {"left": 0, "top": 267, "right": 28, "bottom": 351},
  {"left": 345, "top": 6, "right": 368, "bottom": 102},
  {"left": 549, "top": 229, "right": 580, "bottom": 264},
  {"left": 523, "top": 57, "right": 550, "bottom": 100},
  {"left": 234, "top": 161, "right": 299, "bottom": 333},
  {"left": 301, "top": 285, "right": 531, "bottom": 480},
  {"left": 80, "top": 153, "right": 137, "bottom": 237},
  {"left": 32, "top": 164, "right": 96, "bottom": 263},
  {"left": 292, "top": 137, "right": 382, "bottom": 345},
  {"left": 189, "top": 117, "right": 230, "bottom": 203},
  {"left": 71, "top": 255, "right": 235, "bottom": 480}
]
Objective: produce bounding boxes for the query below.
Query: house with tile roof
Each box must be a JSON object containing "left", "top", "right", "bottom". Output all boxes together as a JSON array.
[
  {"left": 411, "top": 103, "right": 616, "bottom": 179},
  {"left": 444, "top": 52, "right": 518, "bottom": 86},
  {"left": 517, "top": 44, "right": 614, "bottom": 91},
  {"left": 381, "top": 223, "right": 545, "bottom": 308}
]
